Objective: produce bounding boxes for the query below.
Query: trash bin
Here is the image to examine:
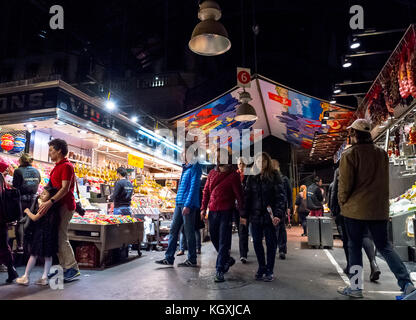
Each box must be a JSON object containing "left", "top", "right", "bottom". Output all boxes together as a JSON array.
[
  {"left": 320, "top": 217, "right": 333, "bottom": 248},
  {"left": 307, "top": 216, "right": 320, "bottom": 248}
]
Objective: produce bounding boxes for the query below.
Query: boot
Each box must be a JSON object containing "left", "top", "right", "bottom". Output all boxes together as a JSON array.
[
  {"left": 370, "top": 260, "right": 381, "bottom": 282},
  {"left": 6, "top": 266, "right": 18, "bottom": 284}
]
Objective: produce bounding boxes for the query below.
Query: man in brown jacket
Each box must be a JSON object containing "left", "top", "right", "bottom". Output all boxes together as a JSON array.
[{"left": 337, "top": 118, "right": 416, "bottom": 299}]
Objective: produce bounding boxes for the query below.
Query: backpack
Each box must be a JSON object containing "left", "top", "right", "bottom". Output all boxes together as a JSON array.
[{"left": 4, "top": 188, "right": 22, "bottom": 223}]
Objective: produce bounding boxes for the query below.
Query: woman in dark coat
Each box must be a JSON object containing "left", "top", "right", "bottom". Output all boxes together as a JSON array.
[
  {"left": 243, "top": 152, "right": 286, "bottom": 282},
  {"left": 0, "top": 159, "right": 19, "bottom": 283}
]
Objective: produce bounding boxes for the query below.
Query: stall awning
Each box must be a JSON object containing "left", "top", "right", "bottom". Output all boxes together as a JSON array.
[{"left": 171, "top": 75, "right": 355, "bottom": 163}]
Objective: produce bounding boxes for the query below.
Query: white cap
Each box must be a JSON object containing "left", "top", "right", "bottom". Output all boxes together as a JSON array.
[{"left": 347, "top": 118, "right": 371, "bottom": 133}]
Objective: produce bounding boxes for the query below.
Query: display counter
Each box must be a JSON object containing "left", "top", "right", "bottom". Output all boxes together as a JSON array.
[{"left": 69, "top": 220, "right": 144, "bottom": 268}]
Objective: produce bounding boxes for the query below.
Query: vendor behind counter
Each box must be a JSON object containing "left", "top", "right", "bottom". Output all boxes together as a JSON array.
[{"left": 109, "top": 167, "right": 134, "bottom": 216}]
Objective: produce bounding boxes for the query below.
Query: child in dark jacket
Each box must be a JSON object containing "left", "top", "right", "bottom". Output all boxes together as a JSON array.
[{"left": 16, "top": 186, "right": 60, "bottom": 286}]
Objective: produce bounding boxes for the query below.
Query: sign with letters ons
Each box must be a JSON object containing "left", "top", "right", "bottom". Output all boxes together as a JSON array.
[{"left": 0, "top": 88, "right": 58, "bottom": 114}]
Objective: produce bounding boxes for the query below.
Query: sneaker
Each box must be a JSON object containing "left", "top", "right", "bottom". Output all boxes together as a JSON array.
[
  {"left": 214, "top": 271, "right": 225, "bottom": 283},
  {"left": 337, "top": 286, "right": 363, "bottom": 298},
  {"left": 279, "top": 253, "right": 286, "bottom": 260},
  {"left": 176, "top": 250, "right": 185, "bottom": 256},
  {"left": 0, "top": 264, "right": 8, "bottom": 272},
  {"left": 177, "top": 260, "right": 198, "bottom": 267},
  {"left": 255, "top": 269, "right": 266, "bottom": 281},
  {"left": 402, "top": 283, "right": 416, "bottom": 300},
  {"left": 240, "top": 257, "right": 247, "bottom": 264},
  {"left": 264, "top": 273, "right": 274, "bottom": 282},
  {"left": 224, "top": 257, "right": 236, "bottom": 273},
  {"left": 16, "top": 275, "right": 29, "bottom": 286},
  {"left": 64, "top": 268, "right": 81, "bottom": 282},
  {"left": 35, "top": 278, "right": 49, "bottom": 286},
  {"left": 155, "top": 259, "right": 174, "bottom": 266}
]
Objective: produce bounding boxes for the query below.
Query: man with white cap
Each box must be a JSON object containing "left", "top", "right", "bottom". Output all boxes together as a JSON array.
[{"left": 337, "top": 118, "right": 416, "bottom": 299}]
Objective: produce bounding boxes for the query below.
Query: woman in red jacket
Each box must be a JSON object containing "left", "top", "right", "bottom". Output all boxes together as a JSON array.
[{"left": 201, "top": 148, "right": 244, "bottom": 283}]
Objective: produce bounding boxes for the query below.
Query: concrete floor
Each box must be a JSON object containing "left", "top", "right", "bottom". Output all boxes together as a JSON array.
[{"left": 0, "top": 226, "right": 414, "bottom": 300}]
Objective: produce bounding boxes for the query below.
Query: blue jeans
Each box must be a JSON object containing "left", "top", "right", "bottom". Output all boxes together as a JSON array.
[
  {"left": 251, "top": 221, "right": 278, "bottom": 275},
  {"left": 113, "top": 206, "right": 132, "bottom": 216},
  {"left": 179, "top": 227, "right": 201, "bottom": 251},
  {"left": 344, "top": 217, "right": 412, "bottom": 291},
  {"left": 165, "top": 205, "right": 197, "bottom": 264},
  {"left": 208, "top": 211, "right": 233, "bottom": 273}
]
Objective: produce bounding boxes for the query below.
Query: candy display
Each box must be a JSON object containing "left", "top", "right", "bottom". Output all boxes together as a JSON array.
[
  {"left": 1, "top": 134, "right": 14, "bottom": 152},
  {"left": 70, "top": 212, "right": 140, "bottom": 225},
  {"left": 11, "top": 134, "right": 26, "bottom": 154}
]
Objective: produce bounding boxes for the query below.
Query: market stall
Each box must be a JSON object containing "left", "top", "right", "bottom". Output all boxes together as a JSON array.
[
  {"left": 351, "top": 25, "right": 416, "bottom": 261},
  {"left": 0, "top": 79, "right": 183, "bottom": 265}
]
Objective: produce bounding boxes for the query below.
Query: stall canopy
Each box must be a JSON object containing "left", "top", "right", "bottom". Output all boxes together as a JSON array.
[{"left": 171, "top": 74, "right": 355, "bottom": 164}]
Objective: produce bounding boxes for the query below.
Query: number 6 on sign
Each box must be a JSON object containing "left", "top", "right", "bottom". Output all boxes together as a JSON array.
[{"left": 237, "top": 67, "right": 251, "bottom": 88}]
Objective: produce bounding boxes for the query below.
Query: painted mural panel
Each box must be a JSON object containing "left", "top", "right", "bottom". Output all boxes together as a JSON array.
[{"left": 259, "top": 79, "right": 354, "bottom": 149}]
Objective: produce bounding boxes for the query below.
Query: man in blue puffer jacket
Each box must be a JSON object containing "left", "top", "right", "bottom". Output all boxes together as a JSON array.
[{"left": 156, "top": 141, "right": 202, "bottom": 267}]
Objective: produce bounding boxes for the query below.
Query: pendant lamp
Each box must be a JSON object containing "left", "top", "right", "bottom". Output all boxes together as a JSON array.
[
  {"left": 234, "top": 91, "right": 258, "bottom": 122},
  {"left": 188, "top": 1, "right": 231, "bottom": 56}
]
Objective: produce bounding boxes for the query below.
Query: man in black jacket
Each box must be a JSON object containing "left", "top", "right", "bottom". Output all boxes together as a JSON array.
[
  {"left": 110, "top": 167, "right": 134, "bottom": 216},
  {"left": 307, "top": 176, "right": 324, "bottom": 216}
]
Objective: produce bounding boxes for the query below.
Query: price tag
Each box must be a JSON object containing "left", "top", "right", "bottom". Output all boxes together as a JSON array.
[
  {"left": 128, "top": 154, "right": 144, "bottom": 168},
  {"left": 237, "top": 67, "right": 251, "bottom": 88}
]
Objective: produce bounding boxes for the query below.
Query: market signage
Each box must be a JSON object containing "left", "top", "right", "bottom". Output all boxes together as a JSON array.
[
  {"left": 0, "top": 86, "right": 178, "bottom": 161},
  {"left": 57, "top": 90, "right": 176, "bottom": 158},
  {"left": 268, "top": 92, "right": 291, "bottom": 107},
  {"left": 0, "top": 88, "right": 58, "bottom": 113},
  {"left": 127, "top": 154, "right": 144, "bottom": 168}
]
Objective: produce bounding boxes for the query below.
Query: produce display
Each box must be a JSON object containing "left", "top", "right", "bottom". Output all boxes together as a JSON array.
[
  {"left": 390, "top": 183, "right": 416, "bottom": 215},
  {"left": 70, "top": 212, "right": 140, "bottom": 225}
]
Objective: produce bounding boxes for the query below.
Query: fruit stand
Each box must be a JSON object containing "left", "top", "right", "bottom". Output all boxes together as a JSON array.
[{"left": 69, "top": 213, "right": 144, "bottom": 268}]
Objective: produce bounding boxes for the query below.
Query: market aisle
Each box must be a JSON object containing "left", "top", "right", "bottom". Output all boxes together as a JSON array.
[{"left": 0, "top": 226, "right": 407, "bottom": 300}]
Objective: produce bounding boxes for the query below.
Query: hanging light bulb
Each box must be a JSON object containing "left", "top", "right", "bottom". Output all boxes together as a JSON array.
[
  {"left": 350, "top": 37, "right": 361, "bottom": 49},
  {"left": 188, "top": 1, "right": 231, "bottom": 56},
  {"left": 342, "top": 57, "right": 352, "bottom": 68}
]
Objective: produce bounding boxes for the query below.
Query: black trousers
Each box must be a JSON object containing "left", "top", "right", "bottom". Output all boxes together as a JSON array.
[
  {"left": 209, "top": 211, "right": 233, "bottom": 272},
  {"left": 336, "top": 215, "right": 376, "bottom": 270},
  {"left": 276, "top": 220, "right": 287, "bottom": 254}
]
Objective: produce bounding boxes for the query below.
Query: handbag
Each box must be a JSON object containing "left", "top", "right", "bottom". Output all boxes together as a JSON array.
[
  {"left": 74, "top": 177, "right": 86, "bottom": 217},
  {"left": 4, "top": 188, "right": 22, "bottom": 223}
]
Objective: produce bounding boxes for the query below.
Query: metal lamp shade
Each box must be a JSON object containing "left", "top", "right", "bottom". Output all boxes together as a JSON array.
[
  {"left": 189, "top": 20, "right": 231, "bottom": 56},
  {"left": 234, "top": 103, "right": 258, "bottom": 122}
]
